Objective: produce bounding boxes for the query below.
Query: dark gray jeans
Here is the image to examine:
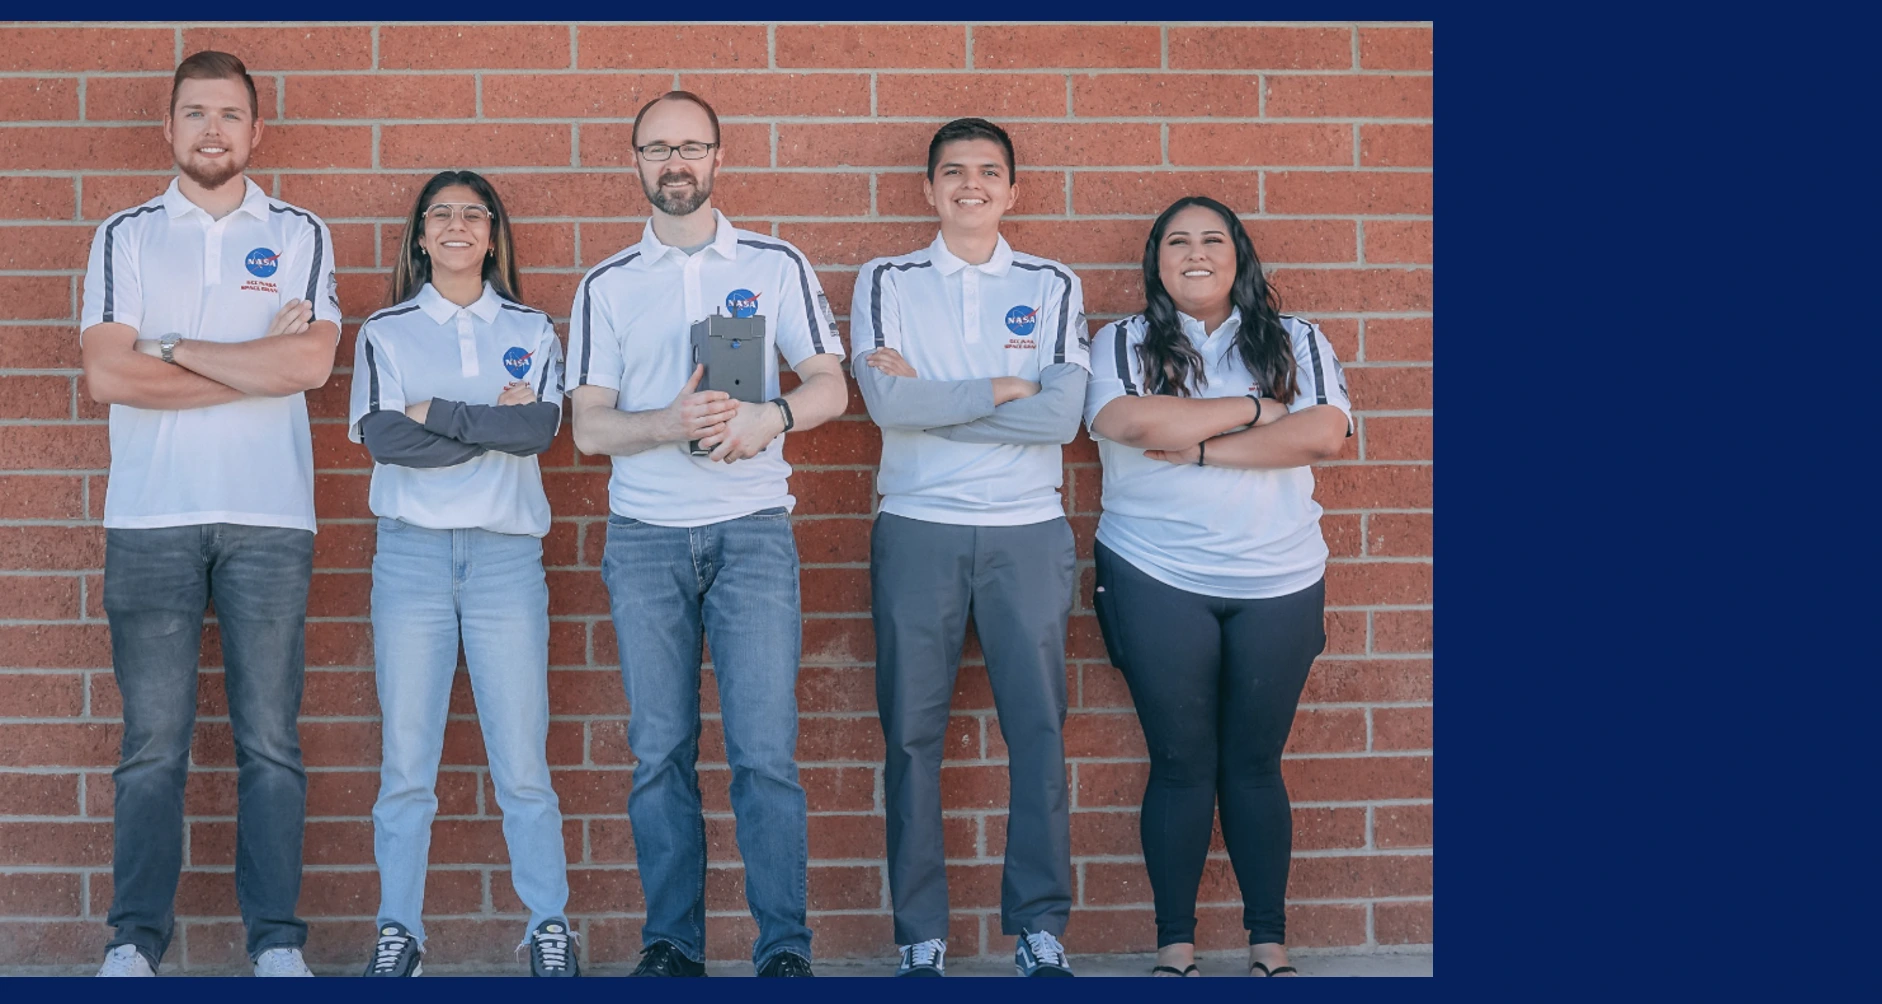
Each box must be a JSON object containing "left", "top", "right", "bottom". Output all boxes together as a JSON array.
[
  {"left": 870, "top": 513, "right": 1076, "bottom": 944},
  {"left": 103, "top": 524, "right": 313, "bottom": 969}
]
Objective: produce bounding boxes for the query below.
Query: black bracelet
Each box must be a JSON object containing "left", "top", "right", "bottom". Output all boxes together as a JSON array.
[
  {"left": 1246, "top": 393, "right": 1262, "bottom": 426},
  {"left": 770, "top": 396, "right": 795, "bottom": 432},
  {"left": 1197, "top": 439, "right": 1206, "bottom": 467}
]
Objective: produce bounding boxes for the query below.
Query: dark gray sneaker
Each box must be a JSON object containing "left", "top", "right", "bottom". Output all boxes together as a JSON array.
[
  {"left": 364, "top": 922, "right": 422, "bottom": 977},
  {"left": 757, "top": 951, "right": 814, "bottom": 977},
  {"left": 896, "top": 939, "right": 946, "bottom": 977},
  {"left": 528, "top": 919, "right": 579, "bottom": 977},
  {"left": 630, "top": 940, "right": 706, "bottom": 977},
  {"left": 1014, "top": 930, "right": 1073, "bottom": 977}
]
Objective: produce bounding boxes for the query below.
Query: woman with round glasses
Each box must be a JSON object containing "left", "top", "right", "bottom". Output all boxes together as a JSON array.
[
  {"left": 345, "top": 170, "right": 577, "bottom": 977},
  {"left": 1083, "top": 196, "right": 1355, "bottom": 978}
]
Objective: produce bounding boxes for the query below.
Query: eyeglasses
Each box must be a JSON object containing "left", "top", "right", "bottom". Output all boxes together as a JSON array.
[
  {"left": 635, "top": 142, "right": 718, "bottom": 162},
  {"left": 424, "top": 203, "right": 493, "bottom": 225}
]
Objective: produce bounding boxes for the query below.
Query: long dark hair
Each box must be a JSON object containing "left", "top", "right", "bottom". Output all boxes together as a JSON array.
[
  {"left": 387, "top": 170, "right": 523, "bottom": 307},
  {"left": 1137, "top": 196, "right": 1299, "bottom": 403}
]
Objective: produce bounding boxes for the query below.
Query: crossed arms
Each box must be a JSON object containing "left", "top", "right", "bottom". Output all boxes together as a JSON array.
[{"left": 81, "top": 298, "right": 339, "bottom": 409}]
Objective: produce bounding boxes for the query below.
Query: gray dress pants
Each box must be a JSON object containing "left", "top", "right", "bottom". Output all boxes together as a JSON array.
[{"left": 870, "top": 512, "right": 1076, "bottom": 944}]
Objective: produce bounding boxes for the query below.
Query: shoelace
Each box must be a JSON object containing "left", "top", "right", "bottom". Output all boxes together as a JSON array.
[
  {"left": 532, "top": 929, "right": 572, "bottom": 970},
  {"left": 1024, "top": 931, "right": 1067, "bottom": 967},
  {"left": 373, "top": 934, "right": 412, "bottom": 973},
  {"left": 903, "top": 940, "right": 944, "bottom": 969}
]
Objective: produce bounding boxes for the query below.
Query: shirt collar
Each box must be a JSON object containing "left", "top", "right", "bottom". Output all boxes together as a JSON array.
[
  {"left": 161, "top": 176, "right": 270, "bottom": 221},
  {"left": 1179, "top": 307, "right": 1244, "bottom": 352},
  {"left": 928, "top": 232, "right": 1014, "bottom": 277},
  {"left": 635, "top": 208, "right": 738, "bottom": 264},
  {"left": 416, "top": 282, "right": 503, "bottom": 324}
]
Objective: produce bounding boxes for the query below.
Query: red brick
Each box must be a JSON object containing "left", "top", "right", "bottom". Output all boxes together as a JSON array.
[
  {"left": 0, "top": 821, "right": 112, "bottom": 865},
  {"left": 382, "top": 124, "right": 572, "bottom": 169},
  {"left": 1368, "top": 513, "right": 1433, "bottom": 557},
  {"left": 777, "top": 24, "right": 966, "bottom": 68},
  {"left": 0, "top": 670, "right": 86, "bottom": 717},
  {"left": 1365, "top": 220, "right": 1432, "bottom": 264},
  {"left": 1073, "top": 73, "right": 1264, "bottom": 118},
  {"left": 1326, "top": 560, "right": 1430, "bottom": 606},
  {"left": 182, "top": 26, "right": 373, "bottom": 71},
  {"left": 975, "top": 25, "right": 1160, "bottom": 69},
  {"left": 0, "top": 28, "right": 175, "bottom": 71},
  {"left": 710, "top": 172, "right": 871, "bottom": 219},
  {"left": 78, "top": 175, "right": 170, "bottom": 221},
  {"left": 1376, "top": 899, "right": 1433, "bottom": 943},
  {"left": 277, "top": 172, "right": 431, "bottom": 219},
  {"left": 1302, "top": 659, "right": 1431, "bottom": 703},
  {"left": 1267, "top": 75, "right": 1433, "bottom": 119},
  {"left": 1075, "top": 761, "right": 1148, "bottom": 808},
  {"left": 879, "top": 73, "right": 1066, "bottom": 117},
  {"left": 1366, "top": 415, "right": 1432, "bottom": 460},
  {"left": 1003, "top": 122, "right": 1160, "bottom": 167},
  {"left": 0, "top": 871, "right": 82, "bottom": 915},
  {"left": 1169, "top": 26, "right": 1353, "bottom": 70},
  {"left": 1361, "top": 27, "right": 1434, "bottom": 71},
  {"left": 284, "top": 74, "right": 478, "bottom": 120},
  {"left": 482, "top": 72, "right": 670, "bottom": 119},
  {"left": 1285, "top": 707, "right": 1368, "bottom": 754},
  {"left": 1373, "top": 706, "right": 1433, "bottom": 751},
  {"left": 1376, "top": 803, "right": 1434, "bottom": 848},
  {"left": 1345, "top": 365, "right": 1432, "bottom": 411},
  {"left": 1062, "top": 711, "right": 1146, "bottom": 758},
  {"left": 0, "top": 373, "right": 73, "bottom": 418},
  {"left": 777, "top": 122, "right": 935, "bottom": 169},
  {"left": 0, "top": 176, "right": 76, "bottom": 220},
  {"left": 999, "top": 219, "right": 1153, "bottom": 265},
  {"left": 0, "top": 77, "right": 79, "bottom": 121},
  {"left": 85, "top": 76, "right": 280, "bottom": 123},
  {"left": 677, "top": 72, "right": 871, "bottom": 117},
  {"left": 0, "top": 920, "right": 104, "bottom": 963},
  {"left": 578, "top": 121, "right": 769, "bottom": 169},
  {"left": 252, "top": 125, "right": 373, "bottom": 170},
  {"left": 1266, "top": 171, "right": 1432, "bottom": 215},
  {"left": 0, "top": 126, "right": 170, "bottom": 171},
  {"left": 1362, "top": 123, "right": 1433, "bottom": 167},
  {"left": 1322, "top": 513, "right": 1363, "bottom": 560},
  {"left": 0, "top": 771, "right": 79, "bottom": 815},
  {"left": 379, "top": 24, "right": 570, "bottom": 70},
  {"left": 1366, "top": 317, "right": 1432, "bottom": 362},
  {"left": 1283, "top": 754, "right": 1431, "bottom": 802},
  {"left": 1290, "top": 853, "right": 1431, "bottom": 899},
  {"left": 1268, "top": 267, "right": 1431, "bottom": 313},
  {"left": 0, "top": 623, "right": 112, "bottom": 670},
  {"left": 578, "top": 24, "right": 768, "bottom": 69}
]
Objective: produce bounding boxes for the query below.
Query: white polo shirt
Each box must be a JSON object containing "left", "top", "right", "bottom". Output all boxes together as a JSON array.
[
  {"left": 80, "top": 177, "right": 339, "bottom": 532},
  {"left": 346, "top": 283, "right": 564, "bottom": 537},
  {"left": 849, "top": 233, "right": 1090, "bottom": 526},
  {"left": 1084, "top": 310, "right": 1354, "bottom": 599},
  {"left": 567, "top": 210, "right": 843, "bottom": 526}
]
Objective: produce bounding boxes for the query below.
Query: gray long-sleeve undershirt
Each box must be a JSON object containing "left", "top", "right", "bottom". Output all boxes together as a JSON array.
[
  {"left": 853, "top": 351, "right": 1088, "bottom": 445},
  {"left": 422, "top": 399, "right": 561, "bottom": 457},
  {"left": 358, "top": 410, "right": 487, "bottom": 468}
]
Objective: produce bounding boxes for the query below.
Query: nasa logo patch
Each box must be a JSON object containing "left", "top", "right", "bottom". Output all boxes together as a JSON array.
[
  {"left": 1005, "top": 305, "right": 1038, "bottom": 336},
  {"left": 245, "top": 248, "right": 280, "bottom": 278},
  {"left": 726, "top": 288, "right": 760, "bottom": 318},
  {"left": 502, "top": 346, "right": 534, "bottom": 379}
]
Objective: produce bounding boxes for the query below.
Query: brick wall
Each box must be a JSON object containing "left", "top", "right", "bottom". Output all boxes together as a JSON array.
[{"left": 0, "top": 22, "right": 1432, "bottom": 970}]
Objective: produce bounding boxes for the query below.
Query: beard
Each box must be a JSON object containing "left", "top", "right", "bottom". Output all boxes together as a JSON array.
[
  {"left": 643, "top": 166, "right": 714, "bottom": 216},
  {"left": 177, "top": 148, "right": 247, "bottom": 190}
]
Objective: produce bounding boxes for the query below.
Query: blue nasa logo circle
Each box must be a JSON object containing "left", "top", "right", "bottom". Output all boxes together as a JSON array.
[
  {"left": 726, "top": 288, "right": 760, "bottom": 318},
  {"left": 1005, "top": 305, "right": 1038, "bottom": 336},
  {"left": 502, "top": 346, "right": 534, "bottom": 379},
  {"left": 245, "top": 248, "right": 280, "bottom": 278}
]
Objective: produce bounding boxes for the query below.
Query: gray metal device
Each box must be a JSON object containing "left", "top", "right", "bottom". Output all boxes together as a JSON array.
[{"left": 688, "top": 310, "right": 769, "bottom": 455}]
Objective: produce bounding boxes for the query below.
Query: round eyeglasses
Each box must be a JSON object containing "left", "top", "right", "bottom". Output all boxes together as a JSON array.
[
  {"left": 635, "top": 142, "right": 718, "bottom": 162},
  {"left": 424, "top": 203, "right": 492, "bottom": 225}
]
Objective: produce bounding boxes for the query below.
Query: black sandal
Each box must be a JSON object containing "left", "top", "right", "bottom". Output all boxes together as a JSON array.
[
  {"left": 1249, "top": 961, "right": 1299, "bottom": 977},
  {"left": 1151, "top": 964, "right": 1200, "bottom": 977}
]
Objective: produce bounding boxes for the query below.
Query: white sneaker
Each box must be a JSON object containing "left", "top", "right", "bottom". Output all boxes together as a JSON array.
[
  {"left": 96, "top": 944, "right": 155, "bottom": 977},
  {"left": 254, "top": 946, "right": 315, "bottom": 977}
]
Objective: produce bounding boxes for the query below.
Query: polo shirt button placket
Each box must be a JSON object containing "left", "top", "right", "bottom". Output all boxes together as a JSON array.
[
  {"left": 457, "top": 308, "right": 479, "bottom": 377},
  {"left": 962, "top": 270, "right": 981, "bottom": 344}
]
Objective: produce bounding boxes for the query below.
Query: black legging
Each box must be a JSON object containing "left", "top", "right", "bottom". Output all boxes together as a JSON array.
[{"left": 1092, "top": 541, "right": 1326, "bottom": 947}]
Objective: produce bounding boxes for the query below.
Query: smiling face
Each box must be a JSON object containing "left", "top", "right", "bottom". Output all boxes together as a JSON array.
[
  {"left": 925, "top": 138, "right": 1018, "bottom": 236},
  {"left": 633, "top": 97, "right": 721, "bottom": 218},
  {"left": 1157, "top": 204, "right": 1238, "bottom": 320},
  {"left": 165, "top": 76, "right": 260, "bottom": 190},
  {"left": 417, "top": 184, "right": 493, "bottom": 279}
]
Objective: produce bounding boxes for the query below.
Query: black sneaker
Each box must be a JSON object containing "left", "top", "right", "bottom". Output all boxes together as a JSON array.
[
  {"left": 528, "top": 919, "right": 579, "bottom": 977},
  {"left": 896, "top": 938, "right": 945, "bottom": 977},
  {"left": 1014, "top": 929, "right": 1073, "bottom": 977},
  {"left": 364, "top": 921, "right": 422, "bottom": 977},
  {"left": 630, "top": 940, "right": 706, "bottom": 977},
  {"left": 757, "top": 951, "right": 814, "bottom": 977}
]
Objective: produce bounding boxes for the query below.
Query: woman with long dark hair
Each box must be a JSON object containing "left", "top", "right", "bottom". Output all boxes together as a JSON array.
[
  {"left": 344, "top": 171, "right": 576, "bottom": 977},
  {"left": 1083, "top": 196, "right": 1354, "bottom": 977}
]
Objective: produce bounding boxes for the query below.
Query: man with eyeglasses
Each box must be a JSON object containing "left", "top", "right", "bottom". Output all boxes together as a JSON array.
[
  {"left": 79, "top": 50, "right": 337, "bottom": 979},
  {"left": 567, "top": 90, "right": 848, "bottom": 978}
]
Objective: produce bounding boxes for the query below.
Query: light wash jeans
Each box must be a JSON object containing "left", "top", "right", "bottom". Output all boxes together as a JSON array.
[
  {"left": 601, "top": 507, "right": 812, "bottom": 968},
  {"left": 369, "top": 518, "right": 568, "bottom": 944}
]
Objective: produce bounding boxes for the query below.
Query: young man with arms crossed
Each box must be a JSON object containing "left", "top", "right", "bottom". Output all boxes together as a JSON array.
[
  {"left": 567, "top": 91, "right": 848, "bottom": 978},
  {"left": 80, "top": 51, "right": 340, "bottom": 978},
  {"left": 850, "top": 118, "right": 1091, "bottom": 978}
]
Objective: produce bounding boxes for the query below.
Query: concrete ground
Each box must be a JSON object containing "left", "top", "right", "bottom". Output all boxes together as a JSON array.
[{"left": 11, "top": 950, "right": 1432, "bottom": 977}]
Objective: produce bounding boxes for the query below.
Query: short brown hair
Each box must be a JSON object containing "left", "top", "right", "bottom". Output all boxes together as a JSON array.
[
  {"left": 631, "top": 90, "right": 720, "bottom": 147},
  {"left": 170, "top": 50, "right": 259, "bottom": 119}
]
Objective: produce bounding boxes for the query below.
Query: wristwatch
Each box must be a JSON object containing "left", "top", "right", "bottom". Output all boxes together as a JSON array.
[{"left": 158, "top": 332, "right": 183, "bottom": 365}]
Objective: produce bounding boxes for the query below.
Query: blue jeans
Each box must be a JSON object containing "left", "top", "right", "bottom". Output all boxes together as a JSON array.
[
  {"left": 602, "top": 508, "right": 811, "bottom": 967},
  {"left": 103, "top": 524, "right": 314, "bottom": 969},
  {"left": 369, "top": 519, "right": 568, "bottom": 944}
]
